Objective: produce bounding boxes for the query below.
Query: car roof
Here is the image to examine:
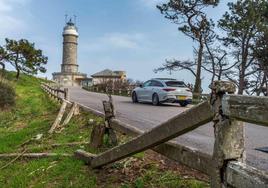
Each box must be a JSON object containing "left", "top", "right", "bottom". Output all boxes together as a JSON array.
[{"left": 151, "top": 78, "right": 185, "bottom": 82}]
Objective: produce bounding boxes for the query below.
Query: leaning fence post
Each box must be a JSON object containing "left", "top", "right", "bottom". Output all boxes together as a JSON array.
[
  {"left": 64, "top": 88, "right": 69, "bottom": 100},
  {"left": 48, "top": 100, "right": 67, "bottom": 134},
  {"left": 57, "top": 90, "right": 60, "bottom": 101},
  {"left": 52, "top": 86, "right": 55, "bottom": 98},
  {"left": 52, "top": 88, "right": 56, "bottom": 99},
  {"left": 103, "top": 94, "right": 117, "bottom": 145},
  {"left": 49, "top": 86, "right": 52, "bottom": 97},
  {"left": 210, "top": 81, "right": 245, "bottom": 188}
]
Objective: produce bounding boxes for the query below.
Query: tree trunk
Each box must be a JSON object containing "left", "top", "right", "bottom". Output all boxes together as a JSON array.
[
  {"left": 238, "top": 75, "right": 244, "bottom": 95},
  {"left": 193, "top": 41, "right": 204, "bottom": 98},
  {"left": 265, "top": 72, "right": 268, "bottom": 96},
  {"left": 256, "top": 74, "right": 266, "bottom": 96},
  {"left": 0, "top": 62, "right": 5, "bottom": 70},
  {"left": 238, "top": 42, "right": 248, "bottom": 95},
  {"left": 14, "top": 54, "right": 20, "bottom": 80},
  {"left": 16, "top": 69, "right": 20, "bottom": 80}
]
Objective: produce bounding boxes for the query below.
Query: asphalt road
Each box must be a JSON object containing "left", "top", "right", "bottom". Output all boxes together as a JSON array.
[{"left": 68, "top": 87, "right": 268, "bottom": 171}]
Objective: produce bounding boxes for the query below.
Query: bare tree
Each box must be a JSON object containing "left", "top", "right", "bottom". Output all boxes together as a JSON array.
[
  {"left": 202, "top": 41, "right": 237, "bottom": 84},
  {"left": 154, "top": 59, "right": 197, "bottom": 77},
  {"left": 247, "top": 66, "right": 267, "bottom": 95},
  {"left": 157, "top": 0, "right": 218, "bottom": 97}
]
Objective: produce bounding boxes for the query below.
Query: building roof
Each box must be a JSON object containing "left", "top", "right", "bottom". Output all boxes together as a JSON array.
[
  {"left": 91, "top": 69, "right": 126, "bottom": 77},
  {"left": 76, "top": 77, "right": 92, "bottom": 81}
]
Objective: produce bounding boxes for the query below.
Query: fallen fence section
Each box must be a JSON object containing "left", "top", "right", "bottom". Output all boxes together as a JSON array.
[
  {"left": 90, "top": 101, "right": 213, "bottom": 168},
  {"left": 41, "top": 82, "right": 268, "bottom": 188}
]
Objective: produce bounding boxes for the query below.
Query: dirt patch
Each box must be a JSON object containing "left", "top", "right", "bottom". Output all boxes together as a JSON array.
[
  {"left": 10, "top": 121, "right": 28, "bottom": 131},
  {"left": 93, "top": 150, "right": 209, "bottom": 187}
]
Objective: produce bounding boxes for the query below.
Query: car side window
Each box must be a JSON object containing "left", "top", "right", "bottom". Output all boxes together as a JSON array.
[
  {"left": 156, "top": 81, "right": 164, "bottom": 87},
  {"left": 150, "top": 80, "right": 164, "bottom": 87},
  {"left": 143, "top": 80, "right": 151, "bottom": 87}
]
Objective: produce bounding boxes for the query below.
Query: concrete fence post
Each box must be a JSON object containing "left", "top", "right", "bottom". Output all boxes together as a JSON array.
[
  {"left": 48, "top": 86, "right": 52, "bottom": 97},
  {"left": 54, "top": 88, "right": 57, "bottom": 98},
  {"left": 52, "top": 88, "right": 55, "bottom": 98},
  {"left": 64, "top": 88, "right": 69, "bottom": 100},
  {"left": 57, "top": 90, "right": 60, "bottom": 101},
  {"left": 102, "top": 94, "right": 117, "bottom": 146},
  {"left": 210, "top": 81, "right": 245, "bottom": 188}
]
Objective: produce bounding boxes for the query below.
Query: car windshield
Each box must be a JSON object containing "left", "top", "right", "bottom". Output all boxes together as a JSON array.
[{"left": 165, "top": 81, "right": 186, "bottom": 87}]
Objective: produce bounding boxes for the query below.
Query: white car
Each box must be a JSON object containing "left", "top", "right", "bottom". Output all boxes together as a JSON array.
[{"left": 132, "top": 78, "right": 192, "bottom": 107}]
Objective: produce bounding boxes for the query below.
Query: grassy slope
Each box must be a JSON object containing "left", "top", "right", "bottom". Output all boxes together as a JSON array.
[
  {"left": 0, "top": 72, "right": 208, "bottom": 188},
  {"left": 0, "top": 73, "right": 98, "bottom": 187}
]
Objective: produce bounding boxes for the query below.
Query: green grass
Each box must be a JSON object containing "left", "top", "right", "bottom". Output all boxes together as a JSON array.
[
  {"left": 0, "top": 158, "right": 97, "bottom": 188},
  {"left": 0, "top": 72, "right": 98, "bottom": 187},
  {"left": 0, "top": 72, "right": 208, "bottom": 188},
  {"left": 0, "top": 73, "right": 57, "bottom": 153}
]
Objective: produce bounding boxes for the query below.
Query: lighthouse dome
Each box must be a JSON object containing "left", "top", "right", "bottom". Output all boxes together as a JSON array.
[{"left": 63, "top": 19, "right": 78, "bottom": 36}]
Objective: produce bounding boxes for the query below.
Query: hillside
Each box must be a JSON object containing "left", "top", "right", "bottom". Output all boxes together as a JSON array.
[{"left": 0, "top": 72, "right": 208, "bottom": 188}]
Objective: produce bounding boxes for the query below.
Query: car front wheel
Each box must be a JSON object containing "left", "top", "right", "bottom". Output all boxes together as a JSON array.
[{"left": 132, "top": 92, "right": 138, "bottom": 103}]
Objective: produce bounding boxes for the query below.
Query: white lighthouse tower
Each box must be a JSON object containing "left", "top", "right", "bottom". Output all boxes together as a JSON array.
[{"left": 53, "top": 17, "right": 87, "bottom": 86}]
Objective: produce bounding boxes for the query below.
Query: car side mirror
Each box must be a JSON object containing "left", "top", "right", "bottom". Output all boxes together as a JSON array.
[{"left": 139, "top": 84, "right": 143, "bottom": 88}]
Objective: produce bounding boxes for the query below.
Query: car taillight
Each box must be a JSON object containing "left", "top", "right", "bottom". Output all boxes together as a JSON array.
[{"left": 163, "top": 88, "right": 176, "bottom": 92}]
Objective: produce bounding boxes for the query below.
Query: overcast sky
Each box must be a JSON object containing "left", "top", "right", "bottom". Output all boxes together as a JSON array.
[{"left": 0, "top": 0, "right": 231, "bottom": 91}]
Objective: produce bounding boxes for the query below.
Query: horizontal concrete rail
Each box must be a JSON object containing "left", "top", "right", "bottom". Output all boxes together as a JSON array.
[
  {"left": 222, "top": 95, "right": 268, "bottom": 127},
  {"left": 226, "top": 161, "right": 268, "bottom": 188},
  {"left": 90, "top": 101, "right": 214, "bottom": 168}
]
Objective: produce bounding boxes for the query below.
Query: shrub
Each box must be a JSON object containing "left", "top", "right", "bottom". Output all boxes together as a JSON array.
[{"left": 0, "top": 79, "right": 15, "bottom": 109}]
